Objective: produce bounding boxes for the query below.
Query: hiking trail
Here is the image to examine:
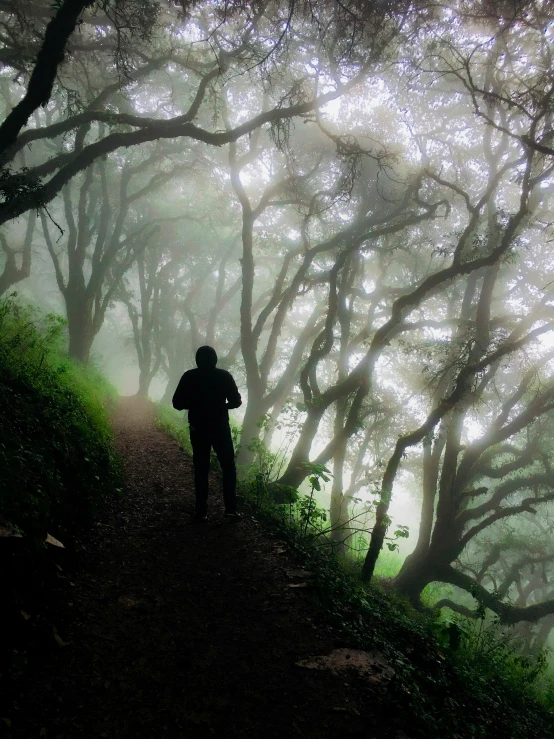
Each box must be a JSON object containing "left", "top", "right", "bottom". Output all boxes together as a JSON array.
[{"left": 5, "top": 397, "right": 404, "bottom": 738}]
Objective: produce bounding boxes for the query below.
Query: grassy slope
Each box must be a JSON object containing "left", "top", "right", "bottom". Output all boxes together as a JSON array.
[
  {"left": 0, "top": 300, "right": 120, "bottom": 542},
  {"left": 158, "top": 404, "right": 554, "bottom": 739},
  {"left": 0, "top": 298, "right": 121, "bottom": 677}
]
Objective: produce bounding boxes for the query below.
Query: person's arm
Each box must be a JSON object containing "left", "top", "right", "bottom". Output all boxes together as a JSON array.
[
  {"left": 225, "top": 372, "right": 242, "bottom": 409},
  {"left": 172, "top": 373, "right": 191, "bottom": 411}
]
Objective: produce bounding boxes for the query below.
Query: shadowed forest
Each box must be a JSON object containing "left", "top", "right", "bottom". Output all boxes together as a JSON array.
[{"left": 2, "top": 1, "right": 554, "bottom": 737}]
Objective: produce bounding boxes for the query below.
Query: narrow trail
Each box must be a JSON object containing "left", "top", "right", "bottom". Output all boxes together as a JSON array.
[{"left": 5, "top": 398, "right": 401, "bottom": 738}]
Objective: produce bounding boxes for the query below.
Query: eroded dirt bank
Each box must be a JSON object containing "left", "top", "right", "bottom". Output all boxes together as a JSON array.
[{"left": 3, "top": 397, "right": 405, "bottom": 738}]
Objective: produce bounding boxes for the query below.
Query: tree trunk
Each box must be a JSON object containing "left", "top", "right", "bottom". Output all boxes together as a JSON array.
[
  {"left": 0, "top": 255, "right": 25, "bottom": 295},
  {"left": 237, "top": 399, "right": 265, "bottom": 470},
  {"left": 66, "top": 295, "right": 94, "bottom": 363},
  {"left": 0, "top": 210, "right": 35, "bottom": 294},
  {"left": 361, "top": 494, "right": 390, "bottom": 582},
  {"left": 395, "top": 438, "right": 439, "bottom": 582},
  {"left": 393, "top": 550, "right": 438, "bottom": 603},
  {"left": 161, "top": 371, "right": 181, "bottom": 405},
  {"left": 329, "top": 486, "right": 351, "bottom": 556},
  {"left": 277, "top": 407, "right": 325, "bottom": 489},
  {"left": 530, "top": 613, "right": 554, "bottom": 655},
  {"left": 262, "top": 396, "right": 287, "bottom": 449},
  {"left": 161, "top": 383, "right": 173, "bottom": 406},
  {"left": 393, "top": 517, "right": 463, "bottom": 603},
  {"left": 137, "top": 368, "right": 153, "bottom": 398},
  {"left": 330, "top": 402, "right": 350, "bottom": 555}
]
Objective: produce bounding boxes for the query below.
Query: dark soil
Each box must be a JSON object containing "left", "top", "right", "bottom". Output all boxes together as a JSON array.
[{"left": 2, "top": 398, "right": 407, "bottom": 738}]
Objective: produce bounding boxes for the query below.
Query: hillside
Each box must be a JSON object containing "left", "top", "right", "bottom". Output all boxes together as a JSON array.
[{"left": 2, "top": 395, "right": 553, "bottom": 738}]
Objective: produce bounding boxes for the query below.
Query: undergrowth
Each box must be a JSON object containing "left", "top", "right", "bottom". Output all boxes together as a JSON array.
[
  {"left": 0, "top": 296, "right": 121, "bottom": 543},
  {"left": 157, "top": 404, "right": 192, "bottom": 455},
  {"left": 158, "top": 404, "right": 554, "bottom": 739},
  {"left": 0, "top": 296, "right": 122, "bottom": 683}
]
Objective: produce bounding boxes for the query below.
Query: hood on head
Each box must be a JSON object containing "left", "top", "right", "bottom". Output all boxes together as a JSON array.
[{"left": 196, "top": 345, "right": 218, "bottom": 369}]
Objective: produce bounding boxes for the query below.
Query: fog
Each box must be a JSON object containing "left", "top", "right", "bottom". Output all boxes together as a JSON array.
[{"left": 2, "top": 0, "right": 554, "bottom": 654}]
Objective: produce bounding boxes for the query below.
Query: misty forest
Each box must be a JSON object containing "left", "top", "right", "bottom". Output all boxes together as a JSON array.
[{"left": 2, "top": 1, "right": 554, "bottom": 737}]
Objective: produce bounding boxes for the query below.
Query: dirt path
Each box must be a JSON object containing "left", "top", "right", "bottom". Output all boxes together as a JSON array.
[{"left": 4, "top": 398, "right": 401, "bottom": 738}]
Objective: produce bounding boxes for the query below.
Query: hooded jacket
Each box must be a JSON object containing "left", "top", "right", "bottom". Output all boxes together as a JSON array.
[{"left": 172, "top": 346, "right": 242, "bottom": 429}]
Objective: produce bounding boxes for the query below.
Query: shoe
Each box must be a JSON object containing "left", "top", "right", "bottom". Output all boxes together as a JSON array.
[{"left": 224, "top": 511, "right": 242, "bottom": 520}]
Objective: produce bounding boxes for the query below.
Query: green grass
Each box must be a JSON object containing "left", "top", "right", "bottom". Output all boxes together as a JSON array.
[
  {"left": 0, "top": 296, "right": 122, "bottom": 683},
  {"left": 0, "top": 295, "right": 121, "bottom": 544},
  {"left": 157, "top": 403, "right": 192, "bottom": 455},
  {"left": 373, "top": 547, "right": 404, "bottom": 578},
  {"left": 157, "top": 402, "right": 554, "bottom": 739}
]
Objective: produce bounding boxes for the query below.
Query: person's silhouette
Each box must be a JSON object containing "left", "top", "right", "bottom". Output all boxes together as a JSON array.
[{"left": 172, "top": 346, "right": 242, "bottom": 520}]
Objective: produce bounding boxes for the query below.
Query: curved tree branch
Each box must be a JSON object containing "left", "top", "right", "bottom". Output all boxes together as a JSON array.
[
  {"left": 437, "top": 565, "right": 554, "bottom": 624},
  {"left": 0, "top": 0, "right": 94, "bottom": 155}
]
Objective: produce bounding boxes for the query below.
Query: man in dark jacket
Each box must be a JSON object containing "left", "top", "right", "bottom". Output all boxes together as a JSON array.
[{"left": 172, "top": 346, "right": 242, "bottom": 520}]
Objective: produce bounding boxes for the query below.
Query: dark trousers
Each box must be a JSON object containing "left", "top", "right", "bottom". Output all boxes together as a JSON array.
[{"left": 189, "top": 423, "right": 237, "bottom": 516}]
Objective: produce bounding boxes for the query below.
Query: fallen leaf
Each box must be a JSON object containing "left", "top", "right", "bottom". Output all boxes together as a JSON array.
[
  {"left": 296, "top": 649, "right": 395, "bottom": 684},
  {"left": 286, "top": 569, "right": 314, "bottom": 579},
  {"left": 332, "top": 706, "right": 360, "bottom": 716},
  {"left": 118, "top": 595, "right": 144, "bottom": 607},
  {"left": 20, "top": 611, "right": 30, "bottom": 621},
  {"left": 53, "top": 628, "right": 70, "bottom": 647},
  {"left": 45, "top": 533, "right": 64, "bottom": 548}
]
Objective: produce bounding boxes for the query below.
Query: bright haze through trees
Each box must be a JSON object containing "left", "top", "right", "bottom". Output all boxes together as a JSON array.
[{"left": 3, "top": 0, "right": 554, "bottom": 634}]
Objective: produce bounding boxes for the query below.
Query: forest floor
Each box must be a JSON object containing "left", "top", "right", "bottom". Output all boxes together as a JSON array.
[{"left": 3, "top": 397, "right": 410, "bottom": 739}]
